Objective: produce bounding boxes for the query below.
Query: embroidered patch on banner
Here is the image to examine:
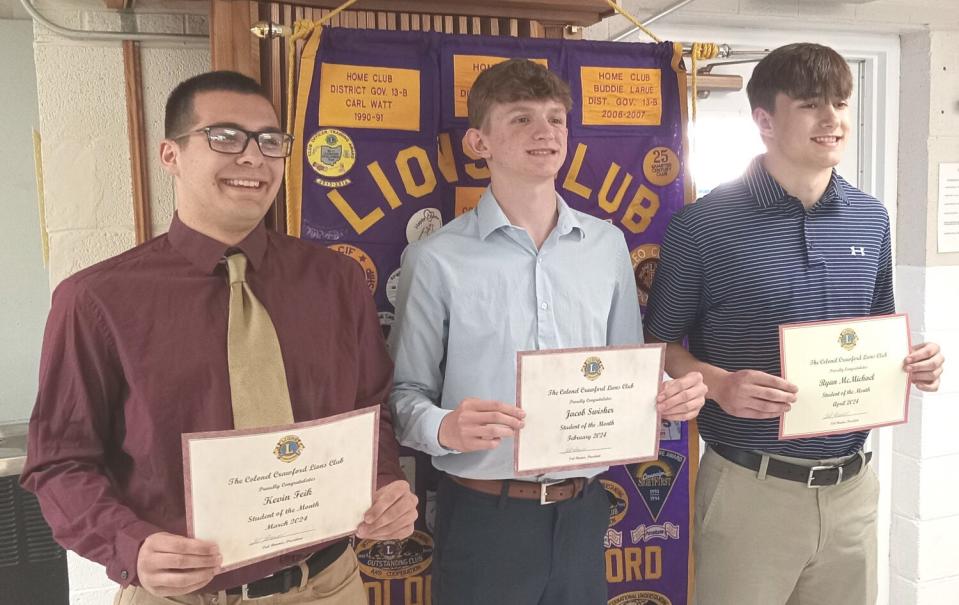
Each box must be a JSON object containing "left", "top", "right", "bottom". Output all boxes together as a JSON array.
[
  {"left": 602, "top": 479, "right": 629, "bottom": 526},
  {"left": 355, "top": 530, "right": 434, "bottom": 579},
  {"left": 626, "top": 449, "right": 686, "bottom": 522}
]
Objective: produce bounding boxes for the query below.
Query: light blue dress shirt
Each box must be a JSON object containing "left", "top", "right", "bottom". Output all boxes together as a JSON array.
[{"left": 388, "top": 188, "right": 644, "bottom": 481}]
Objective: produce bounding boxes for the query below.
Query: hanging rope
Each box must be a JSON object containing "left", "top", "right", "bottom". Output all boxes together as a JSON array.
[
  {"left": 689, "top": 42, "right": 720, "bottom": 124},
  {"left": 605, "top": 0, "right": 661, "bottom": 43},
  {"left": 284, "top": 0, "right": 359, "bottom": 137}
]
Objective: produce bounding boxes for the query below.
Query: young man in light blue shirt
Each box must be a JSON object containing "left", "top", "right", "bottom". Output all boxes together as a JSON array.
[{"left": 389, "top": 58, "right": 707, "bottom": 605}]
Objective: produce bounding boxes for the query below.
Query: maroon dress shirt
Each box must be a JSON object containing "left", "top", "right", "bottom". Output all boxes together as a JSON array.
[{"left": 20, "top": 214, "right": 403, "bottom": 591}]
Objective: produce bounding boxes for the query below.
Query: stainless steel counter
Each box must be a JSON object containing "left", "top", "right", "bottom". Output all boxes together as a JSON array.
[{"left": 0, "top": 422, "right": 29, "bottom": 477}]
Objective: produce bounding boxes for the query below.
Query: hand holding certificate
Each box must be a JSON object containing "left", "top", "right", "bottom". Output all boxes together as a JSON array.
[
  {"left": 515, "top": 344, "right": 664, "bottom": 475},
  {"left": 182, "top": 407, "right": 379, "bottom": 571},
  {"left": 779, "top": 314, "right": 911, "bottom": 439}
]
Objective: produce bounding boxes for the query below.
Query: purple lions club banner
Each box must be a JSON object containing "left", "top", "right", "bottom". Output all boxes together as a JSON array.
[{"left": 287, "top": 26, "right": 694, "bottom": 605}]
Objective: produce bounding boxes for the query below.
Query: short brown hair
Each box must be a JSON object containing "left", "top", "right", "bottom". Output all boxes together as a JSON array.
[
  {"left": 467, "top": 59, "right": 572, "bottom": 129},
  {"left": 165, "top": 70, "right": 271, "bottom": 138},
  {"left": 746, "top": 43, "right": 852, "bottom": 113}
]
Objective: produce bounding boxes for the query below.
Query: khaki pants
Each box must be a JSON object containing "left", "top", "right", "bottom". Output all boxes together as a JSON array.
[
  {"left": 114, "top": 547, "right": 366, "bottom": 605},
  {"left": 694, "top": 447, "right": 879, "bottom": 605}
]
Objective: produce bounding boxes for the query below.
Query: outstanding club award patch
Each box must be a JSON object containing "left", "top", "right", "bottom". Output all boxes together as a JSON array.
[{"left": 355, "top": 530, "right": 433, "bottom": 580}]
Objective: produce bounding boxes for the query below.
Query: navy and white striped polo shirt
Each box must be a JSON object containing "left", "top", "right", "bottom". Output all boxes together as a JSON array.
[{"left": 644, "top": 156, "right": 895, "bottom": 458}]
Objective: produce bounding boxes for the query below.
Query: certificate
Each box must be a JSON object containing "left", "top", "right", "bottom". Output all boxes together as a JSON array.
[
  {"left": 779, "top": 314, "right": 911, "bottom": 439},
  {"left": 514, "top": 344, "right": 664, "bottom": 476},
  {"left": 182, "top": 407, "right": 379, "bottom": 571}
]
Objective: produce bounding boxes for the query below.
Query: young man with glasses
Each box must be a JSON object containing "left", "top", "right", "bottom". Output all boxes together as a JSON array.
[{"left": 21, "top": 70, "right": 416, "bottom": 604}]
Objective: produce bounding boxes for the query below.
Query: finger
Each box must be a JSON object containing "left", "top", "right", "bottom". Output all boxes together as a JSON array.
[
  {"left": 147, "top": 533, "right": 220, "bottom": 557},
  {"left": 661, "top": 409, "right": 700, "bottom": 422},
  {"left": 363, "top": 482, "right": 407, "bottom": 523},
  {"left": 743, "top": 398, "right": 792, "bottom": 415},
  {"left": 360, "top": 497, "right": 417, "bottom": 535},
  {"left": 145, "top": 568, "right": 217, "bottom": 592},
  {"left": 465, "top": 399, "right": 525, "bottom": 418},
  {"left": 151, "top": 576, "right": 217, "bottom": 598},
  {"left": 148, "top": 551, "right": 221, "bottom": 572},
  {"left": 359, "top": 511, "right": 418, "bottom": 540},
  {"left": 472, "top": 424, "right": 518, "bottom": 441},
  {"left": 364, "top": 490, "right": 415, "bottom": 528},
  {"left": 905, "top": 342, "right": 940, "bottom": 364},
  {"left": 748, "top": 385, "right": 798, "bottom": 404},
  {"left": 467, "top": 436, "right": 502, "bottom": 450},
  {"left": 914, "top": 380, "right": 941, "bottom": 392},
  {"left": 482, "top": 411, "right": 525, "bottom": 429},
  {"left": 746, "top": 371, "right": 798, "bottom": 393},
  {"left": 659, "top": 372, "right": 702, "bottom": 397},
  {"left": 905, "top": 355, "right": 944, "bottom": 373}
]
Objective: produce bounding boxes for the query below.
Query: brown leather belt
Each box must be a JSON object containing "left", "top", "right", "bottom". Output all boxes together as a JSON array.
[{"left": 450, "top": 475, "right": 589, "bottom": 504}]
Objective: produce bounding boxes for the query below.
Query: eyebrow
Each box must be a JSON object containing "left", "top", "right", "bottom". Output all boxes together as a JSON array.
[{"left": 203, "top": 121, "right": 283, "bottom": 133}]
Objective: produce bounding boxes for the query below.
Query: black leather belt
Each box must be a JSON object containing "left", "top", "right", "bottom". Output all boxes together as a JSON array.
[
  {"left": 712, "top": 444, "right": 871, "bottom": 488},
  {"left": 226, "top": 540, "right": 348, "bottom": 599}
]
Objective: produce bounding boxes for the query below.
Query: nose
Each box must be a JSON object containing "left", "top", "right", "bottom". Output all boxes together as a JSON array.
[
  {"left": 236, "top": 136, "right": 266, "bottom": 166},
  {"left": 819, "top": 103, "right": 840, "bottom": 126},
  {"left": 531, "top": 115, "right": 555, "bottom": 140}
]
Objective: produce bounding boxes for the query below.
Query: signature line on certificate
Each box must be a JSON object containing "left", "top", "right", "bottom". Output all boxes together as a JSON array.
[
  {"left": 250, "top": 529, "right": 313, "bottom": 546},
  {"left": 561, "top": 447, "right": 613, "bottom": 454}
]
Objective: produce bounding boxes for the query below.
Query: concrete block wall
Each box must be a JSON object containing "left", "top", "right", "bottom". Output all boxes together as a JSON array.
[
  {"left": 891, "top": 28, "right": 959, "bottom": 605},
  {"left": 31, "top": 0, "right": 209, "bottom": 601}
]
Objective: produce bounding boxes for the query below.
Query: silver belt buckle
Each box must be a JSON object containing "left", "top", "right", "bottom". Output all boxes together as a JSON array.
[
  {"left": 807, "top": 464, "right": 843, "bottom": 488},
  {"left": 540, "top": 480, "right": 563, "bottom": 505}
]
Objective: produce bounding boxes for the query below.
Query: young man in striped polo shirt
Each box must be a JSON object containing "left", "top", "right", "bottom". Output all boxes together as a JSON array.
[{"left": 644, "top": 43, "right": 945, "bottom": 605}]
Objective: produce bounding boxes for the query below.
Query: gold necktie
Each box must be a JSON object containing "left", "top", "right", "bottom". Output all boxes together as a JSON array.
[{"left": 226, "top": 253, "right": 295, "bottom": 429}]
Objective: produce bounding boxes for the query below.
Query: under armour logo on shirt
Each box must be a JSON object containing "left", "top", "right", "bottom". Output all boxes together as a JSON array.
[{"left": 850, "top": 246, "right": 866, "bottom": 256}]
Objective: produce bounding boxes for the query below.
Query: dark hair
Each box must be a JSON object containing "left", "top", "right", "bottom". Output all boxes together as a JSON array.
[
  {"left": 467, "top": 58, "right": 572, "bottom": 129},
  {"left": 746, "top": 43, "right": 852, "bottom": 113},
  {"left": 164, "top": 70, "right": 271, "bottom": 138}
]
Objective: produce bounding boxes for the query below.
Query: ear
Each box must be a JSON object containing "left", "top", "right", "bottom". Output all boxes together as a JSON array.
[
  {"left": 752, "top": 106, "right": 775, "bottom": 139},
  {"left": 159, "top": 139, "right": 181, "bottom": 176},
  {"left": 463, "top": 127, "right": 491, "bottom": 160}
]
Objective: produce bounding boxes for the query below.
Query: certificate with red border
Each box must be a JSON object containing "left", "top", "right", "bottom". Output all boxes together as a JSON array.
[
  {"left": 779, "top": 314, "right": 911, "bottom": 440},
  {"left": 514, "top": 344, "right": 664, "bottom": 476},
  {"left": 182, "top": 406, "right": 379, "bottom": 571}
]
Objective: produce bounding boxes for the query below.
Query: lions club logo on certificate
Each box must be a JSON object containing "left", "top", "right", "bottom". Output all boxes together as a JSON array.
[
  {"left": 273, "top": 435, "right": 305, "bottom": 463},
  {"left": 581, "top": 356, "right": 605, "bottom": 381}
]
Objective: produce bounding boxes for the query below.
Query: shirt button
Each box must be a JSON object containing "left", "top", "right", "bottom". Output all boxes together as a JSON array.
[
  {"left": 120, "top": 570, "right": 128, "bottom": 580},
  {"left": 540, "top": 302, "right": 549, "bottom": 310},
  {"left": 537, "top": 258, "right": 543, "bottom": 264}
]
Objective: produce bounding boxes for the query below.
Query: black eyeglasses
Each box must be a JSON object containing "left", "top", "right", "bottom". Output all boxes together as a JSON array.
[{"left": 173, "top": 126, "right": 294, "bottom": 158}]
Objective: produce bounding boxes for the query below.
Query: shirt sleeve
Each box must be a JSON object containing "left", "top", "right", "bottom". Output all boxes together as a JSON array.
[
  {"left": 387, "top": 243, "right": 454, "bottom": 457},
  {"left": 347, "top": 262, "right": 405, "bottom": 488},
  {"left": 19, "top": 279, "right": 163, "bottom": 587},
  {"left": 607, "top": 231, "right": 644, "bottom": 346},
  {"left": 643, "top": 211, "right": 705, "bottom": 343},
  {"left": 871, "top": 218, "right": 896, "bottom": 315}
]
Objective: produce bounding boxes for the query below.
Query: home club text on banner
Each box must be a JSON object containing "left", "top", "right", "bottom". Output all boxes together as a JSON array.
[{"left": 287, "top": 27, "right": 694, "bottom": 605}]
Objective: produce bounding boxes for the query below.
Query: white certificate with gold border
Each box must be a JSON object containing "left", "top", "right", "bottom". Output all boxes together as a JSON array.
[
  {"left": 182, "top": 407, "right": 378, "bottom": 571},
  {"left": 779, "top": 314, "right": 911, "bottom": 439},
  {"left": 514, "top": 344, "right": 664, "bottom": 476}
]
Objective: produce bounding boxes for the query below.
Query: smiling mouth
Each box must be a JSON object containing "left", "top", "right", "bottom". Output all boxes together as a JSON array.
[
  {"left": 222, "top": 178, "right": 265, "bottom": 189},
  {"left": 527, "top": 149, "right": 557, "bottom": 156},
  {"left": 811, "top": 136, "right": 842, "bottom": 145}
]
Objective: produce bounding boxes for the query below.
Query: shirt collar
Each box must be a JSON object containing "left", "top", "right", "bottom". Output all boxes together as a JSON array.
[
  {"left": 168, "top": 213, "right": 268, "bottom": 275},
  {"left": 476, "top": 187, "right": 585, "bottom": 241},
  {"left": 744, "top": 156, "right": 849, "bottom": 210}
]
